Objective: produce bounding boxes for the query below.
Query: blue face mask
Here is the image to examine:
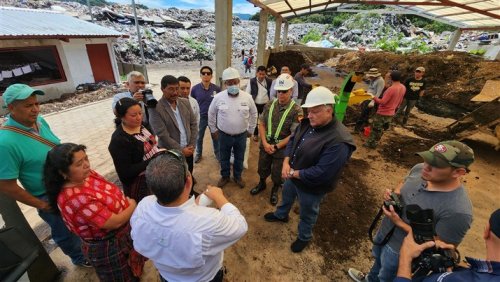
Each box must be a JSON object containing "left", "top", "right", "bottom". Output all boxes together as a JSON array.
[{"left": 227, "top": 85, "right": 239, "bottom": 95}]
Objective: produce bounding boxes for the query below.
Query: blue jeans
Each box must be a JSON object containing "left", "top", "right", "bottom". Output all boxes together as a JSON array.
[
  {"left": 197, "top": 114, "right": 219, "bottom": 160},
  {"left": 274, "top": 180, "right": 326, "bottom": 241},
  {"left": 37, "top": 195, "right": 85, "bottom": 264},
  {"left": 366, "top": 243, "right": 400, "bottom": 282},
  {"left": 219, "top": 131, "right": 247, "bottom": 179}
]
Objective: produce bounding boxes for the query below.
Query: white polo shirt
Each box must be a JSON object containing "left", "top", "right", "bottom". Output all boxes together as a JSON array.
[{"left": 208, "top": 90, "right": 258, "bottom": 135}]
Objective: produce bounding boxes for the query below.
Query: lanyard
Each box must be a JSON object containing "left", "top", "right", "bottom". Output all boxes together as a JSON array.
[{"left": 266, "top": 99, "right": 295, "bottom": 143}]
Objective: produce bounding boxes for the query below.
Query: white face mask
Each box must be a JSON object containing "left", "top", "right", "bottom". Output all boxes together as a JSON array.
[{"left": 227, "top": 85, "right": 239, "bottom": 95}]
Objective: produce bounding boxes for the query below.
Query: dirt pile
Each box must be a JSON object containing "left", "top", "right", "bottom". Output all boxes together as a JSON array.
[
  {"left": 267, "top": 50, "right": 310, "bottom": 75},
  {"left": 336, "top": 51, "right": 500, "bottom": 119}
]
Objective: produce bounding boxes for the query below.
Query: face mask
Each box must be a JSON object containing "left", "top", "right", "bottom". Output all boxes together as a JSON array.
[{"left": 227, "top": 85, "right": 239, "bottom": 95}]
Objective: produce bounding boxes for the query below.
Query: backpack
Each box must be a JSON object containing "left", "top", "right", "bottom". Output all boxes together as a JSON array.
[{"left": 247, "top": 56, "right": 253, "bottom": 66}]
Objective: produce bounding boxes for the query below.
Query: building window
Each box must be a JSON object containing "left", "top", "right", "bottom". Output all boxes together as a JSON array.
[{"left": 0, "top": 46, "right": 67, "bottom": 93}]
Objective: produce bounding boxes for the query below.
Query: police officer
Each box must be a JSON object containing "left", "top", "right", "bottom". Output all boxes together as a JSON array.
[{"left": 250, "top": 74, "right": 303, "bottom": 205}]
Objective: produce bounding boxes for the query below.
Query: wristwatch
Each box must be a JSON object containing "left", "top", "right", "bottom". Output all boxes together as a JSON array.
[
  {"left": 274, "top": 144, "right": 279, "bottom": 150},
  {"left": 289, "top": 168, "right": 295, "bottom": 177}
]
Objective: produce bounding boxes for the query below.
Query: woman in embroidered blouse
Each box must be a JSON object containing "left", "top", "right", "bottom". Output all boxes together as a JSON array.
[
  {"left": 108, "top": 97, "right": 159, "bottom": 202},
  {"left": 44, "top": 143, "right": 142, "bottom": 281}
]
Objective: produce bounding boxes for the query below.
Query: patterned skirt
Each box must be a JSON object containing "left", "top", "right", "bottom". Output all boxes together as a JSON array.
[
  {"left": 123, "top": 173, "right": 151, "bottom": 203},
  {"left": 82, "top": 224, "right": 144, "bottom": 282}
]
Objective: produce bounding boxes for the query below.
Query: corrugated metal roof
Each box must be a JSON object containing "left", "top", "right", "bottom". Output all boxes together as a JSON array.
[
  {"left": 0, "top": 7, "right": 124, "bottom": 39},
  {"left": 249, "top": 0, "right": 500, "bottom": 30}
]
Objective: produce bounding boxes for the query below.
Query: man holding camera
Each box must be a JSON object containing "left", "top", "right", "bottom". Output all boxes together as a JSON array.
[
  {"left": 395, "top": 209, "right": 500, "bottom": 281},
  {"left": 113, "top": 71, "right": 153, "bottom": 131},
  {"left": 349, "top": 140, "right": 475, "bottom": 282},
  {"left": 148, "top": 75, "right": 198, "bottom": 195}
]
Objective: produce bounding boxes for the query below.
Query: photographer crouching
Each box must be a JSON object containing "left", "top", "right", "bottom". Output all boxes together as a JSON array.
[
  {"left": 348, "top": 140, "right": 475, "bottom": 282},
  {"left": 396, "top": 209, "right": 500, "bottom": 281}
]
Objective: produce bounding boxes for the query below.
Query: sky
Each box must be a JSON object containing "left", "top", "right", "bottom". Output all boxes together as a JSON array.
[{"left": 111, "top": 0, "right": 260, "bottom": 14}]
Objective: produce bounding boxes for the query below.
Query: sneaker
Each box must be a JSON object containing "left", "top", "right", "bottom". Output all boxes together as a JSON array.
[
  {"left": 290, "top": 238, "right": 309, "bottom": 253},
  {"left": 217, "top": 177, "right": 230, "bottom": 187},
  {"left": 348, "top": 268, "right": 367, "bottom": 282},
  {"left": 264, "top": 212, "right": 289, "bottom": 223},
  {"left": 194, "top": 155, "right": 202, "bottom": 163},
  {"left": 75, "top": 259, "right": 93, "bottom": 268},
  {"left": 233, "top": 177, "right": 245, "bottom": 188}
]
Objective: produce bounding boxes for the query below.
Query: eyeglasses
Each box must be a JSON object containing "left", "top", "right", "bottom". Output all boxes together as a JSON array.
[
  {"left": 201, "top": 72, "right": 212, "bottom": 76},
  {"left": 153, "top": 149, "right": 189, "bottom": 179},
  {"left": 277, "top": 90, "right": 289, "bottom": 94}
]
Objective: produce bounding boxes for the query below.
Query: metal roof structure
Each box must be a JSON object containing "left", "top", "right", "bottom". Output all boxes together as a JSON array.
[
  {"left": 248, "top": 0, "right": 500, "bottom": 30},
  {"left": 0, "top": 7, "right": 124, "bottom": 39}
]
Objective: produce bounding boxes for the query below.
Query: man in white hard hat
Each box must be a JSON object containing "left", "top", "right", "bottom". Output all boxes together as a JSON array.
[
  {"left": 264, "top": 86, "right": 356, "bottom": 252},
  {"left": 208, "top": 67, "right": 258, "bottom": 188},
  {"left": 250, "top": 74, "right": 303, "bottom": 205}
]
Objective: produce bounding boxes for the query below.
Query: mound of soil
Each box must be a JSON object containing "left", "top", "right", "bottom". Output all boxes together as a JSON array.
[
  {"left": 315, "top": 159, "right": 378, "bottom": 264},
  {"left": 267, "top": 50, "right": 309, "bottom": 75},
  {"left": 336, "top": 51, "right": 500, "bottom": 119},
  {"left": 379, "top": 135, "right": 436, "bottom": 169}
]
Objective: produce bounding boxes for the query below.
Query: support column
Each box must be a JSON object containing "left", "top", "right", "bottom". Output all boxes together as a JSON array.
[
  {"left": 256, "top": 9, "right": 269, "bottom": 67},
  {"left": 0, "top": 196, "right": 60, "bottom": 282},
  {"left": 274, "top": 17, "right": 282, "bottom": 49},
  {"left": 215, "top": 0, "right": 233, "bottom": 86},
  {"left": 282, "top": 21, "right": 289, "bottom": 49},
  {"left": 448, "top": 29, "right": 462, "bottom": 51}
]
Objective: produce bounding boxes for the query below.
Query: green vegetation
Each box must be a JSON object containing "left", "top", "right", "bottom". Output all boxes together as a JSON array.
[
  {"left": 406, "top": 15, "right": 455, "bottom": 33},
  {"left": 249, "top": 12, "right": 275, "bottom": 21},
  {"left": 346, "top": 13, "right": 382, "bottom": 30},
  {"left": 144, "top": 29, "right": 153, "bottom": 40},
  {"left": 469, "top": 49, "right": 487, "bottom": 56},
  {"left": 183, "top": 37, "right": 210, "bottom": 57},
  {"left": 375, "top": 33, "right": 432, "bottom": 53},
  {"left": 300, "top": 29, "right": 322, "bottom": 43}
]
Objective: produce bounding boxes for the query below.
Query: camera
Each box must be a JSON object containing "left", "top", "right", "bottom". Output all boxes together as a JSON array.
[
  {"left": 140, "top": 89, "right": 157, "bottom": 108},
  {"left": 406, "top": 204, "right": 458, "bottom": 278},
  {"left": 383, "top": 192, "right": 404, "bottom": 214}
]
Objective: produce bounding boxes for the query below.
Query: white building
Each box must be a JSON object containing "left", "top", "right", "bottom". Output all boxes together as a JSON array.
[{"left": 0, "top": 7, "right": 124, "bottom": 112}]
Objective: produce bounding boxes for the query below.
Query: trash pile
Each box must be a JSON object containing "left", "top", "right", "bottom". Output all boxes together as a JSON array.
[{"left": 0, "top": 0, "right": 486, "bottom": 63}]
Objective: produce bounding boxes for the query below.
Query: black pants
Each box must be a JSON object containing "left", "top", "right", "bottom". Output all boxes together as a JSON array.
[
  {"left": 160, "top": 268, "right": 224, "bottom": 282},
  {"left": 254, "top": 103, "right": 265, "bottom": 136}
]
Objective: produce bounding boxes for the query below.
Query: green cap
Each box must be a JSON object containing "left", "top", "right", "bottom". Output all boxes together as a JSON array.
[
  {"left": 416, "top": 140, "right": 474, "bottom": 169},
  {"left": 3, "top": 84, "right": 45, "bottom": 107}
]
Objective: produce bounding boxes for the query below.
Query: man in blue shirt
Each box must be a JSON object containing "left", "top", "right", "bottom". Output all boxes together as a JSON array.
[
  {"left": 190, "top": 66, "right": 221, "bottom": 163},
  {"left": 395, "top": 209, "right": 500, "bottom": 282},
  {"left": 263, "top": 86, "right": 356, "bottom": 253}
]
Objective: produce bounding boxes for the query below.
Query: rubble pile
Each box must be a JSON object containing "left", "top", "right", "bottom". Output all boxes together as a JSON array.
[{"left": 1, "top": 0, "right": 487, "bottom": 64}]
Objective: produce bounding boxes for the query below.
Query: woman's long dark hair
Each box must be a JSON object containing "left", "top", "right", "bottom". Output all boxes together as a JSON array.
[
  {"left": 44, "top": 143, "right": 87, "bottom": 214},
  {"left": 114, "top": 97, "right": 141, "bottom": 127}
]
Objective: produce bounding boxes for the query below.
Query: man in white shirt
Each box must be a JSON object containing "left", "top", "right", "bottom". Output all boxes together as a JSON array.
[
  {"left": 131, "top": 151, "right": 247, "bottom": 282},
  {"left": 178, "top": 76, "right": 200, "bottom": 127},
  {"left": 269, "top": 65, "right": 299, "bottom": 100},
  {"left": 245, "top": 65, "right": 272, "bottom": 141},
  {"left": 209, "top": 67, "right": 258, "bottom": 188}
]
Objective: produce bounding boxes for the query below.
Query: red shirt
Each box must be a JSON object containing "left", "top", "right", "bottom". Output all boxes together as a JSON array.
[
  {"left": 374, "top": 83, "right": 406, "bottom": 116},
  {"left": 57, "top": 170, "right": 129, "bottom": 240}
]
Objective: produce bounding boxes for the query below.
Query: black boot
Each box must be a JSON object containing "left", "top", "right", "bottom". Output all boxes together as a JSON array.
[
  {"left": 270, "top": 185, "right": 280, "bottom": 205},
  {"left": 250, "top": 179, "right": 266, "bottom": 195}
]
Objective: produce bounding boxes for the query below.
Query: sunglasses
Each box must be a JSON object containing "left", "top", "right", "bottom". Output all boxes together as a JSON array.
[
  {"left": 201, "top": 72, "right": 212, "bottom": 76},
  {"left": 277, "top": 90, "right": 289, "bottom": 94},
  {"left": 153, "top": 149, "right": 189, "bottom": 179}
]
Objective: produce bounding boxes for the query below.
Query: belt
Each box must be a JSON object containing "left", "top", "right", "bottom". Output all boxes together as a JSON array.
[{"left": 220, "top": 130, "right": 246, "bottom": 137}]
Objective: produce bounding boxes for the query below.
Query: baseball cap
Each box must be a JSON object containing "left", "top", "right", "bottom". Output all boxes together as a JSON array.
[
  {"left": 490, "top": 209, "right": 500, "bottom": 238},
  {"left": 416, "top": 66, "right": 426, "bottom": 72},
  {"left": 3, "top": 84, "right": 45, "bottom": 107},
  {"left": 274, "top": 74, "right": 294, "bottom": 91},
  {"left": 416, "top": 140, "right": 474, "bottom": 169}
]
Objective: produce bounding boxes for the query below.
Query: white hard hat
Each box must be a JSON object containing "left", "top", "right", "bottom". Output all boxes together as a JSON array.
[
  {"left": 222, "top": 67, "right": 240, "bottom": 81},
  {"left": 274, "top": 74, "right": 294, "bottom": 91},
  {"left": 301, "top": 86, "right": 336, "bottom": 108}
]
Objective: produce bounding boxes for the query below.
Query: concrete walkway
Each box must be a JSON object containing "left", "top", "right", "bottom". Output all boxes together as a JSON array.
[{"left": 20, "top": 62, "right": 254, "bottom": 281}]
